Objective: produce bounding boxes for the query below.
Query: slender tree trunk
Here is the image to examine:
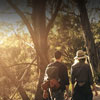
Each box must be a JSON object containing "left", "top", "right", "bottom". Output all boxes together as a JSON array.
[
  {"left": 35, "top": 71, "right": 45, "bottom": 100},
  {"left": 0, "top": 64, "right": 30, "bottom": 100},
  {"left": 3, "top": 95, "right": 9, "bottom": 100},
  {"left": 18, "top": 86, "right": 30, "bottom": 100},
  {"left": 32, "top": 0, "right": 49, "bottom": 100},
  {"left": 75, "top": 0, "right": 98, "bottom": 71}
]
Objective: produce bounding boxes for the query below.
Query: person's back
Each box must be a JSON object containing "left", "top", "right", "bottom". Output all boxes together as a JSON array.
[
  {"left": 42, "top": 51, "right": 69, "bottom": 100},
  {"left": 71, "top": 50, "right": 98, "bottom": 100},
  {"left": 71, "top": 62, "right": 93, "bottom": 85},
  {"left": 46, "top": 61, "right": 69, "bottom": 91}
]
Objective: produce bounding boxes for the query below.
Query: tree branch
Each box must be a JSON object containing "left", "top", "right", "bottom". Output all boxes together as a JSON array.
[
  {"left": 9, "top": 63, "right": 37, "bottom": 69},
  {"left": 7, "top": 0, "right": 49, "bottom": 66},
  {"left": 19, "top": 57, "right": 37, "bottom": 81},
  {"left": 0, "top": 11, "right": 32, "bottom": 15},
  {"left": 24, "top": 12, "right": 32, "bottom": 16},
  {"left": 7, "top": 0, "right": 35, "bottom": 42},
  {"left": 46, "top": 0, "right": 62, "bottom": 34},
  {"left": 94, "top": 8, "right": 100, "bottom": 11},
  {"left": 10, "top": 57, "right": 37, "bottom": 100},
  {"left": 14, "top": 31, "right": 35, "bottom": 49}
]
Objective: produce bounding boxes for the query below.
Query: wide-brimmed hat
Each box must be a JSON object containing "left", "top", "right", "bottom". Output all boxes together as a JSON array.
[{"left": 74, "top": 50, "right": 88, "bottom": 59}]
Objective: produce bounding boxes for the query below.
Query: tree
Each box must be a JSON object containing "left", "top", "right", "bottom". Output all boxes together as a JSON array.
[
  {"left": 72, "top": 0, "right": 99, "bottom": 72},
  {"left": 5, "top": 0, "right": 100, "bottom": 100},
  {"left": 0, "top": 29, "right": 38, "bottom": 99},
  {"left": 7, "top": 0, "right": 62, "bottom": 100},
  {"left": 48, "top": 9, "right": 85, "bottom": 68}
]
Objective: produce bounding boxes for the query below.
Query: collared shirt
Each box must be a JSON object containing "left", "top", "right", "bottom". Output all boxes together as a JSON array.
[{"left": 71, "top": 62, "right": 94, "bottom": 85}]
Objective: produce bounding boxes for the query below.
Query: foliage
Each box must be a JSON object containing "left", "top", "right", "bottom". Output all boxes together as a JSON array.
[
  {"left": 0, "top": 0, "right": 100, "bottom": 99},
  {"left": 0, "top": 29, "right": 38, "bottom": 99},
  {"left": 48, "top": 8, "right": 85, "bottom": 69}
]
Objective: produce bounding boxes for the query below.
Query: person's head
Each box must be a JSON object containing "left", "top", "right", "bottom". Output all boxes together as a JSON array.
[
  {"left": 55, "top": 51, "right": 62, "bottom": 60},
  {"left": 74, "top": 50, "right": 88, "bottom": 63}
]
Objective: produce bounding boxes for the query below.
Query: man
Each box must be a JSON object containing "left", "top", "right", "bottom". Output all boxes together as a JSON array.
[
  {"left": 71, "top": 50, "right": 98, "bottom": 100},
  {"left": 42, "top": 51, "right": 69, "bottom": 100}
]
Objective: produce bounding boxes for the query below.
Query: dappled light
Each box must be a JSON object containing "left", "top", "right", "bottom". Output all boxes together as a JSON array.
[{"left": 0, "top": 0, "right": 100, "bottom": 100}]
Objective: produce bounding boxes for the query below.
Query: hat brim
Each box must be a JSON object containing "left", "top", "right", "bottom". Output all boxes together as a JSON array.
[{"left": 74, "top": 55, "right": 88, "bottom": 60}]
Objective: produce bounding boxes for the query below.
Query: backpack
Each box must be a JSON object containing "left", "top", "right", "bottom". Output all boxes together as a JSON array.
[
  {"left": 45, "top": 64, "right": 61, "bottom": 89},
  {"left": 46, "top": 65, "right": 60, "bottom": 81}
]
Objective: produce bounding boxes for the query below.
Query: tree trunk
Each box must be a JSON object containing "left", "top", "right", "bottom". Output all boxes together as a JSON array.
[
  {"left": 35, "top": 71, "right": 45, "bottom": 100},
  {"left": 7, "top": 0, "right": 62, "bottom": 100},
  {"left": 3, "top": 95, "right": 9, "bottom": 100},
  {"left": 0, "top": 64, "right": 30, "bottom": 100},
  {"left": 18, "top": 86, "right": 30, "bottom": 100},
  {"left": 76, "top": 0, "right": 98, "bottom": 71},
  {"left": 32, "top": 0, "right": 49, "bottom": 100}
]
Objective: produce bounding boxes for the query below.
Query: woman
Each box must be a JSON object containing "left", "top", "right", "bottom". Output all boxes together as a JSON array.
[{"left": 71, "top": 50, "right": 98, "bottom": 100}]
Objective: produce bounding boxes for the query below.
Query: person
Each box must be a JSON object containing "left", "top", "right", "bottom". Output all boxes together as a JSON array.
[
  {"left": 42, "top": 51, "right": 69, "bottom": 100},
  {"left": 71, "top": 50, "right": 98, "bottom": 100}
]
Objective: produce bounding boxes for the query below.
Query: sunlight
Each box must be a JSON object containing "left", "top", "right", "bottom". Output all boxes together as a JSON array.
[
  {"left": 0, "top": 40, "right": 3, "bottom": 44},
  {"left": 0, "top": 0, "right": 100, "bottom": 100}
]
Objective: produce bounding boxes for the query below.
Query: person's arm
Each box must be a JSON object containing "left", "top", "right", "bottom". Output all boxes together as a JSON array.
[
  {"left": 92, "top": 83, "right": 98, "bottom": 96},
  {"left": 71, "top": 67, "right": 75, "bottom": 95},
  {"left": 62, "top": 65, "right": 69, "bottom": 99},
  {"left": 42, "top": 66, "right": 49, "bottom": 99},
  {"left": 61, "top": 65, "right": 69, "bottom": 86},
  {"left": 65, "top": 85, "right": 69, "bottom": 100},
  {"left": 66, "top": 85, "right": 69, "bottom": 94},
  {"left": 72, "top": 84, "right": 74, "bottom": 96},
  {"left": 43, "top": 90, "right": 49, "bottom": 99},
  {"left": 88, "top": 65, "right": 98, "bottom": 96}
]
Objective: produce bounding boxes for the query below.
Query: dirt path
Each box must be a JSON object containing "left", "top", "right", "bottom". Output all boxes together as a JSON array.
[
  {"left": 93, "top": 92, "right": 100, "bottom": 100},
  {"left": 93, "top": 85, "right": 100, "bottom": 100},
  {"left": 68, "top": 85, "right": 100, "bottom": 100}
]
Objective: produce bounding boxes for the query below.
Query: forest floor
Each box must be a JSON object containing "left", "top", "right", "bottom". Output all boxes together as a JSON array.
[{"left": 93, "top": 85, "right": 100, "bottom": 100}]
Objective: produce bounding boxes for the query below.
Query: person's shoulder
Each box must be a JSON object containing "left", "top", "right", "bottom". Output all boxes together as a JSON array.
[
  {"left": 47, "top": 62, "right": 54, "bottom": 67},
  {"left": 59, "top": 62, "right": 68, "bottom": 70},
  {"left": 82, "top": 63, "right": 90, "bottom": 68},
  {"left": 86, "top": 63, "right": 89, "bottom": 66},
  {"left": 57, "top": 62, "right": 66, "bottom": 67},
  {"left": 71, "top": 63, "right": 79, "bottom": 69},
  {"left": 84, "top": 63, "right": 89, "bottom": 66},
  {"left": 84, "top": 63, "right": 91, "bottom": 69}
]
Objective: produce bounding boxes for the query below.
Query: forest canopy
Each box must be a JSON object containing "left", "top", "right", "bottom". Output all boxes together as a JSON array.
[{"left": 0, "top": 0, "right": 100, "bottom": 100}]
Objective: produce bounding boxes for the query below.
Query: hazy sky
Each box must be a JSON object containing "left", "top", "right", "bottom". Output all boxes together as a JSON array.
[
  {"left": 0, "top": 0, "right": 31, "bottom": 35},
  {"left": 0, "top": 0, "right": 99, "bottom": 40},
  {"left": 0, "top": 0, "right": 100, "bottom": 23},
  {"left": 0, "top": 0, "right": 100, "bottom": 27},
  {"left": 0, "top": 0, "right": 31, "bottom": 23}
]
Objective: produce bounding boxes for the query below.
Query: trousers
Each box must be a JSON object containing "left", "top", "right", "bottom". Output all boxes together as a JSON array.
[
  {"left": 72, "top": 83, "right": 93, "bottom": 100},
  {"left": 51, "top": 89, "right": 65, "bottom": 100}
]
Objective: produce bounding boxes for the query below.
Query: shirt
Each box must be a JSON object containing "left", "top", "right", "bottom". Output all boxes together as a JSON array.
[
  {"left": 44, "top": 61, "right": 69, "bottom": 91},
  {"left": 71, "top": 62, "right": 94, "bottom": 85}
]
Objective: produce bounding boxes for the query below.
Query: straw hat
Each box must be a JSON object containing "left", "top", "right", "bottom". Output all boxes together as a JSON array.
[{"left": 74, "top": 50, "right": 88, "bottom": 59}]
